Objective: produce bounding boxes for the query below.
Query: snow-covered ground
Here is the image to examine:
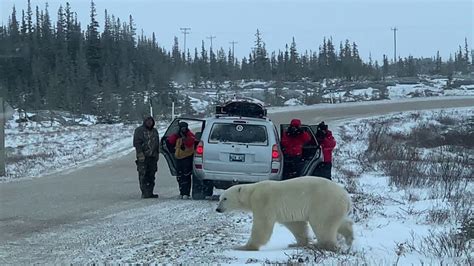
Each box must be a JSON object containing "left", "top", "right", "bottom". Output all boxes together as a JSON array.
[
  {"left": 3, "top": 108, "right": 471, "bottom": 264},
  {"left": 177, "top": 77, "right": 474, "bottom": 115},
  {"left": 220, "top": 107, "right": 472, "bottom": 264},
  {"left": 2, "top": 111, "right": 167, "bottom": 182},
  {"left": 325, "top": 108, "right": 472, "bottom": 264}
]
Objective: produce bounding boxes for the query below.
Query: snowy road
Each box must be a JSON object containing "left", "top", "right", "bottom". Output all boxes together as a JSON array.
[{"left": 1, "top": 97, "right": 473, "bottom": 263}]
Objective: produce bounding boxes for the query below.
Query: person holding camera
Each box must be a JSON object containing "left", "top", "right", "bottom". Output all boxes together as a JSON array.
[
  {"left": 133, "top": 116, "right": 160, "bottom": 199},
  {"left": 167, "top": 122, "right": 196, "bottom": 199},
  {"left": 281, "top": 119, "right": 312, "bottom": 179},
  {"left": 314, "top": 121, "right": 336, "bottom": 180}
]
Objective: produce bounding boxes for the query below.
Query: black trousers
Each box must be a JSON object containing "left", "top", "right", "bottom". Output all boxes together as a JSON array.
[
  {"left": 283, "top": 156, "right": 305, "bottom": 180},
  {"left": 136, "top": 157, "right": 158, "bottom": 196},
  {"left": 313, "top": 162, "right": 332, "bottom": 180},
  {"left": 176, "top": 156, "right": 193, "bottom": 196}
]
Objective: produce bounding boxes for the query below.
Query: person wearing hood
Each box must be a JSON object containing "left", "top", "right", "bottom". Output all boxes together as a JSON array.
[
  {"left": 133, "top": 116, "right": 160, "bottom": 198},
  {"left": 281, "top": 118, "right": 312, "bottom": 179},
  {"left": 313, "top": 121, "right": 336, "bottom": 180},
  {"left": 167, "top": 122, "right": 196, "bottom": 199}
]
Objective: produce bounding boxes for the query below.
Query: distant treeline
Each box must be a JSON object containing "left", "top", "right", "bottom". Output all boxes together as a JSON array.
[{"left": 0, "top": 0, "right": 471, "bottom": 120}]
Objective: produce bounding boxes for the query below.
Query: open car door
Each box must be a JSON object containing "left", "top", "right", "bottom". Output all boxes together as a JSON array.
[
  {"left": 279, "top": 124, "right": 322, "bottom": 177},
  {"left": 160, "top": 118, "right": 206, "bottom": 176}
]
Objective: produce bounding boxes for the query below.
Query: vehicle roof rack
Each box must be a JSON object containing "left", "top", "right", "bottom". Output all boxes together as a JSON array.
[{"left": 215, "top": 100, "right": 267, "bottom": 119}]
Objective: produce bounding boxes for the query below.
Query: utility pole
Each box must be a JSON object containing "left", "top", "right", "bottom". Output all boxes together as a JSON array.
[
  {"left": 207, "top": 35, "right": 216, "bottom": 50},
  {"left": 0, "top": 98, "right": 5, "bottom": 177},
  {"left": 180, "top": 27, "right": 191, "bottom": 53},
  {"left": 391, "top": 27, "right": 398, "bottom": 63},
  {"left": 229, "top": 41, "right": 238, "bottom": 59}
]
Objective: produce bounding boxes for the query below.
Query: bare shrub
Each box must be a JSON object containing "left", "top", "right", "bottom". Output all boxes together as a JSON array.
[
  {"left": 426, "top": 208, "right": 450, "bottom": 224},
  {"left": 343, "top": 174, "right": 359, "bottom": 195},
  {"left": 423, "top": 147, "right": 472, "bottom": 199},
  {"left": 350, "top": 111, "right": 473, "bottom": 262},
  {"left": 436, "top": 114, "right": 458, "bottom": 126},
  {"left": 432, "top": 206, "right": 473, "bottom": 260},
  {"left": 382, "top": 146, "right": 429, "bottom": 187},
  {"left": 404, "top": 190, "right": 421, "bottom": 202},
  {"left": 364, "top": 119, "right": 472, "bottom": 192},
  {"left": 441, "top": 129, "right": 474, "bottom": 148},
  {"left": 339, "top": 168, "right": 360, "bottom": 179},
  {"left": 351, "top": 192, "right": 384, "bottom": 222},
  {"left": 365, "top": 122, "right": 392, "bottom": 163},
  {"left": 458, "top": 215, "right": 474, "bottom": 245},
  {"left": 418, "top": 229, "right": 472, "bottom": 259},
  {"left": 449, "top": 190, "right": 473, "bottom": 225},
  {"left": 408, "top": 124, "right": 443, "bottom": 148},
  {"left": 338, "top": 126, "right": 353, "bottom": 143}
]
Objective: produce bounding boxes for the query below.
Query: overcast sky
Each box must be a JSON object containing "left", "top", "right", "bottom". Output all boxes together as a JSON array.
[{"left": 1, "top": 0, "right": 472, "bottom": 62}]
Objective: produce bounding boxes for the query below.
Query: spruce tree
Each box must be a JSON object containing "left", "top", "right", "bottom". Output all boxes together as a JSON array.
[{"left": 382, "top": 54, "right": 389, "bottom": 79}]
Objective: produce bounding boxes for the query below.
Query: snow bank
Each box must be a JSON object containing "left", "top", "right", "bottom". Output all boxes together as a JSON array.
[
  {"left": 284, "top": 98, "right": 303, "bottom": 106},
  {"left": 2, "top": 111, "right": 168, "bottom": 182}
]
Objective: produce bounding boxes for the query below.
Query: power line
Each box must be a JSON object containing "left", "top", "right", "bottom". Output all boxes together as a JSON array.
[
  {"left": 180, "top": 27, "right": 191, "bottom": 53},
  {"left": 229, "top": 41, "right": 238, "bottom": 59},
  {"left": 207, "top": 35, "right": 216, "bottom": 50},
  {"left": 391, "top": 27, "right": 398, "bottom": 63}
]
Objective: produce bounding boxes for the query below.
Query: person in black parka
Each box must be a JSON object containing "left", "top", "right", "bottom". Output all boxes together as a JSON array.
[{"left": 133, "top": 116, "right": 160, "bottom": 198}]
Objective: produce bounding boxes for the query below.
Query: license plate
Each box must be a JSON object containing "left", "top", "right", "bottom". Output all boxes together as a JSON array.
[{"left": 229, "top": 153, "right": 245, "bottom": 162}]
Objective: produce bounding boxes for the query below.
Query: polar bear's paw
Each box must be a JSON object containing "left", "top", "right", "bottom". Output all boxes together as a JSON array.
[
  {"left": 233, "top": 244, "right": 259, "bottom": 251},
  {"left": 314, "top": 242, "right": 338, "bottom": 252},
  {"left": 288, "top": 242, "right": 310, "bottom": 248}
]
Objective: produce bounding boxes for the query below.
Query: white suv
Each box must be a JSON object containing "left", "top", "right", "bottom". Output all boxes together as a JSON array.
[{"left": 160, "top": 101, "right": 283, "bottom": 199}]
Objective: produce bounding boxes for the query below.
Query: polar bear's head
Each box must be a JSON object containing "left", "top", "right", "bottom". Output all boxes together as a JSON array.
[{"left": 216, "top": 184, "right": 252, "bottom": 213}]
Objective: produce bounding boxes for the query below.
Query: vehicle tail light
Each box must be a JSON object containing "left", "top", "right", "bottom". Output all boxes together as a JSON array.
[
  {"left": 271, "top": 144, "right": 281, "bottom": 174},
  {"left": 195, "top": 141, "right": 204, "bottom": 157},
  {"left": 272, "top": 144, "right": 280, "bottom": 161}
]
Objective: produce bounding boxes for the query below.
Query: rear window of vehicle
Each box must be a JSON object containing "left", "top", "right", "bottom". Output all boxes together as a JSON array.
[{"left": 208, "top": 123, "right": 268, "bottom": 145}]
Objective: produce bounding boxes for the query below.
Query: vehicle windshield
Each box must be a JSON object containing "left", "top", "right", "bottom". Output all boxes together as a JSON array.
[{"left": 209, "top": 123, "right": 268, "bottom": 145}]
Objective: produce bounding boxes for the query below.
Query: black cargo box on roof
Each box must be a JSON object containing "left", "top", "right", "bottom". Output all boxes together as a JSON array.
[{"left": 215, "top": 100, "right": 267, "bottom": 118}]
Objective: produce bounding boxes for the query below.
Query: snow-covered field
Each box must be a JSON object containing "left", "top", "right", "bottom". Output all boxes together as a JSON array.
[
  {"left": 177, "top": 78, "right": 474, "bottom": 113},
  {"left": 3, "top": 108, "right": 471, "bottom": 264},
  {"left": 2, "top": 112, "right": 168, "bottom": 182},
  {"left": 220, "top": 108, "right": 473, "bottom": 264}
]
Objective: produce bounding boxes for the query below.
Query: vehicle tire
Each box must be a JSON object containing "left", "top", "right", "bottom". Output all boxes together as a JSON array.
[
  {"left": 192, "top": 175, "right": 205, "bottom": 200},
  {"left": 203, "top": 180, "right": 214, "bottom": 197},
  {"left": 213, "top": 181, "right": 233, "bottom": 190}
]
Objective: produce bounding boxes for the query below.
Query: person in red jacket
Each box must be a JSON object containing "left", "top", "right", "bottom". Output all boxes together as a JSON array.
[
  {"left": 314, "top": 121, "right": 336, "bottom": 180},
  {"left": 167, "top": 122, "right": 196, "bottom": 199},
  {"left": 281, "top": 119, "right": 312, "bottom": 179}
]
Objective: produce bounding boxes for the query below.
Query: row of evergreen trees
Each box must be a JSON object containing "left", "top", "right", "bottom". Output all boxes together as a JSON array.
[{"left": 0, "top": 1, "right": 471, "bottom": 120}]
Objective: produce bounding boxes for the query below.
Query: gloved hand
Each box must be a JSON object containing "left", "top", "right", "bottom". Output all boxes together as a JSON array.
[{"left": 137, "top": 152, "right": 145, "bottom": 162}]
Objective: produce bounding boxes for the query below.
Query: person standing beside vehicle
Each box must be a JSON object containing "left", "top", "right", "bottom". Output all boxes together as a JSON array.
[
  {"left": 314, "top": 121, "right": 336, "bottom": 180},
  {"left": 133, "top": 116, "right": 160, "bottom": 198},
  {"left": 281, "top": 119, "right": 312, "bottom": 179},
  {"left": 167, "top": 122, "right": 196, "bottom": 199}
]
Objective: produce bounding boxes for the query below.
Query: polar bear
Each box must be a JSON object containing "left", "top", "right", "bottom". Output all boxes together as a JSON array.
[{"left": 216, "top": 176, "right": 353, "bottom": 251}]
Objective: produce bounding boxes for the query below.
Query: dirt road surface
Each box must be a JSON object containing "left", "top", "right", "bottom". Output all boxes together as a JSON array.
[{"left": 1, "top": 97, "right": 472, "bottom": 263}]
